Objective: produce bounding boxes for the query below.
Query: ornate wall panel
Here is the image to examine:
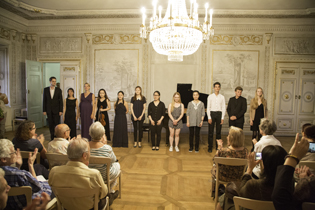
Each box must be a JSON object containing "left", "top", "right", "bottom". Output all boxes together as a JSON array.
[
  {"left": 264, "top": 46, "right": 270, "bottom": 97},
  {"left": 92, "top": 34, "right": 141, "bottom": 45},
  {"left": 200, "top": 44, "right": 207, "bottom": 93},
  {"left": 39, "top": 37, "right": 82, "bottom": 53},
  {"left": 10, "top": 42, "right": 16, "bottom": 104},
  {"left": 210, "top": 35, "right": 263, "bottom": 46},
  {"left": 274, "top": 37, "right": 315, "bottom": 55},
  {"left": 212, "top": 50, "right": 260, "bottom": 104},
  {"left": 94, "top": 49, "right": 139, "bottom": 101}
]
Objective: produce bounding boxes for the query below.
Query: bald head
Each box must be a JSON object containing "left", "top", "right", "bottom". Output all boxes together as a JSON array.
[{"left": 55, "top": 124, "right": 70, "bottom": 139}]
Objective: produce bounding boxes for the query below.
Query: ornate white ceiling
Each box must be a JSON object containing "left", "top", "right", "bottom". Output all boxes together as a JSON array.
[{"left": 1, "top": 0, "right": 315, "bottom": 19}]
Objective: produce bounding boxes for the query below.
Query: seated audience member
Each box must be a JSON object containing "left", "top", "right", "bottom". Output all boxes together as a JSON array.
[
  {"left": 0, "top": 169, "right": 50, "bottom": 210},
  {"left": 0, "top": 168, "right": 10, "bottom": 210},
  {"left": 300, "top": 125, "right": 315, "bottom": 161},
  {"left": 211, "top": 126, "right": 247, "bottom": 195},
  {"left": 12, "top": 121, "right": 49, "bottom": 170},
  {"left": 252, "top": 118, "right": 282, "bottom": 178},
  {"left": 301, "top": 123, "right": 312, "bottom": 137},
  {"left": 0, "top": 139, "right": 52, "bottom": 210},
  {"left": 240, "top": 145, "right": 287, "bottom": 201},
  {"left": 89, "top": 122, "right": 120, "bottom": 196},
  {"left": 272, "top": 134, "right": 315, "bottom": 210},
  {"left": 47, "top": 124, "right": 74, "bottom": 167},
  {"left": 216, "top": 182, "right": 239, "bottom": 210},
  {"left": 49, "top": 138, "right": 114, "bottom": 209}
]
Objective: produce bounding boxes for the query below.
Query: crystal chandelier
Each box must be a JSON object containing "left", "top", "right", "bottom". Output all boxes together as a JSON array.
[{"left": 140, "top": 0, "right": 214, "bottom": 62}]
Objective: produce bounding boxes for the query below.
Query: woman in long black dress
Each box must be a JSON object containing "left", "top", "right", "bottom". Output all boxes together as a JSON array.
[
  {"left": 250, "top": 87, "right": 268, "bottom": 151},
  {"left": 63, "top": 88, "right": 79, "bottom": 138},
  {"left": 95, "top": 89, "right": 111, "bottom": 141},
  {"left": 112, "top": 91, "right": 129, "bottom": 147}
]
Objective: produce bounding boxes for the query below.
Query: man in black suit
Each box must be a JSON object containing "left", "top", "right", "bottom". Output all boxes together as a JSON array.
[
  {"left": 226, "top": 86, "right": 247, "bottom": 129},
  {"left": 43, "top": 77, "right": 63, "bottom": 140}
]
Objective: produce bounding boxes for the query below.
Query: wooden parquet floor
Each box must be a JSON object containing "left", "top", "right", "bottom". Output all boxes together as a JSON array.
[{"left": 5, "top": 128, "right": 295, "bottom": 210}]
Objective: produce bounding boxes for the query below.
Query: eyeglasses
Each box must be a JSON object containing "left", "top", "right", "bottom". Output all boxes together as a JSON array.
[
  {"left": 9, "top": 151, "right": 17, "bottom": 155},
  {"left": 66, "top": 129, "right": 71, "bottom": 132},
  {"left": 153, "top": 95, "right": 160, "bottom": 96},
  {"left": 30, "top": 127, "right": 36, "bottom": 130}
]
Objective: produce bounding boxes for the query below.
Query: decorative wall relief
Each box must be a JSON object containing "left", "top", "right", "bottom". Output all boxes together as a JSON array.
[
  {"left": 282, "top": 70, "right": 295, "bottom": 75},
  {"left": 94, "top": 49, "right": 139, "bottom": 101},
  {"left": 303, "top": 70, "right": 315, "bottom": 75},
  {"left": 63, "top": 67, "right": 75, "bottom": 71},
  {"left": 212, "top": 50, "right": 259, "bottom": 104},
  {"left": 0, "top": 27, "right": 10, "bottom": 40},
  {"left": 201, "top": 44, "right": 207, "bottom": 93},
  {"left": 39, "top": 37, "right": 82, "bottom": 53},
  {"left": 264, "top": 46, "right": 270, "bottom": 97},
  {"left": 92, "top": 34, "right": 141, "bottom": 45},
  {"left": 274, "top": 37, "right": 315, "bottom": 55},
  {"left": 210, "top": 35, "right": 263, "bottom": 46}
]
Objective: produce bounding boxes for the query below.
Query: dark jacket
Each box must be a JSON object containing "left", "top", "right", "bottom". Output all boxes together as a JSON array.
[
  {"left": 227, "top": 96, "right": 247, "bottom": 121},
  {"left": 43, "top": 86, "right": 63, "bottom": 114}
]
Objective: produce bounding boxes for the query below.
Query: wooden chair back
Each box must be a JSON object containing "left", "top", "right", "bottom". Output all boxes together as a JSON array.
[
  {"left": 52, "top": 187, "right": 109, "bottom": 210},
  {"left": 20, "top": 151, "right": 40, "bottom": 164},
  {"left": 233, "top": 196, "right": 276, "bottom": 210},
  {"left": 213, "top": 157, "right": 247, "bottom": 210},
  {"left": 46, "top": 153, "right": 69, "bottom": 169},
  {"left": 302, "top": 202, "right": 315, "bottom": 210},
  {"left": 8, "top": 186, "right": 32, "bottom": 206}
]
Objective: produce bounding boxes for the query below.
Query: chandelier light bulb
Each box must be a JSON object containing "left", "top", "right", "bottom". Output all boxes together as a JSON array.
[
  {"left": 210, "top": 9, "right": 213, "bottom": 27},
  {"left": 158, "top": 6, "right": 162, "bottom": 21},
  {"left": 153, "top": 0, "right": 158, "bottom": 19},
  {"left": 205, "top": 3, "right": 209, "bottom": 21}
]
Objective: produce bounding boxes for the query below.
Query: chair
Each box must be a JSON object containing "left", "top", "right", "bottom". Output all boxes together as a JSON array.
[
  {"left": 302, "top": 202, "right": 315, "bottom": 210},
  {"left": 45, "top": 153, "right": 69, "bottom": 169},
  {"left": 8, "top": 186, "right": 32, "bottom": 206},
  {"left": 8, "top": 186, "right": 57, "bottom": 210},
  {"left": 142, "top": 122, "right": 150, "bottom": 142},
  {"left": 299, "top": 161, "right": 315, "bottom": 172},
  {"left": 233, "top": 196, "right": 275, "bottom": 210},
  {"left": 20, "top": 151, "right": 40, "bottom": 164},
  {"left": 89, "top": 156, "right": 122, "bottom": 199},
  {"left": 213, "top": 157, "right": 248, "bottom": 210},
  {"left": 51, "top": 187, "right": 109, "bottom": 210}
]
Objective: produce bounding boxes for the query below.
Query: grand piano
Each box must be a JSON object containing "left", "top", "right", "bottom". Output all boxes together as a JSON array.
[{"left": 162, "top": 83, "right": 209, "bottom": 145}]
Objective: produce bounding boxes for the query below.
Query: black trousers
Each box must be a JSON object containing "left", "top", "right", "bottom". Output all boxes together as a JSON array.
[
  {"left": 47, "top": 112, "right": 60, "bottom": 141},
  {"left": 132, "top": 120, "right": 144, "bottom": 142},
  {"left": 189, "top": 126, "right": 201, "bottom": 150},
  {"left": 208, "top": 111, "right": 222, "bottom": 149},
  {"left": 229, "top": 119, "right": 244, "bottom": 130},
  {"left": 150, "top": 123, "right": 163, "bottom": 147}
]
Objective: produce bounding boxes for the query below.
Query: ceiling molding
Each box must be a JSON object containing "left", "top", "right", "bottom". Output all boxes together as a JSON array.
[
  {"left": 1, "top": 0, "right": 315, "bottom": 20},
  {"left": 24, "top": 24, "right": 315, "bottom": 34}
]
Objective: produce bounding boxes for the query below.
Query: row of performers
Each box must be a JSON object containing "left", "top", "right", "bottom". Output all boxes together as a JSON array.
[{"left": 43, "top": 78, "right": 267, "bottom": 152}]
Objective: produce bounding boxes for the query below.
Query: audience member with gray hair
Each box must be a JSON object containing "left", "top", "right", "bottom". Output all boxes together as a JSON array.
[
  {"left": 49, "top": 137, "right": 113, "bottom": 209},
  {"left": 0, "top": 139, "right": 52, "bottom": 209},
  {"left": 252, "top": 118, "right": 282, "bottom": 178},
  {"left": 89, "top": 122, "right": 120, "bottom": 197}
]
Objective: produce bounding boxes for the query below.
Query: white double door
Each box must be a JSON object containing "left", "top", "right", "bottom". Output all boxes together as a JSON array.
[{"left": 274, "top": 62, "right": 315, "bottom": 135}]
